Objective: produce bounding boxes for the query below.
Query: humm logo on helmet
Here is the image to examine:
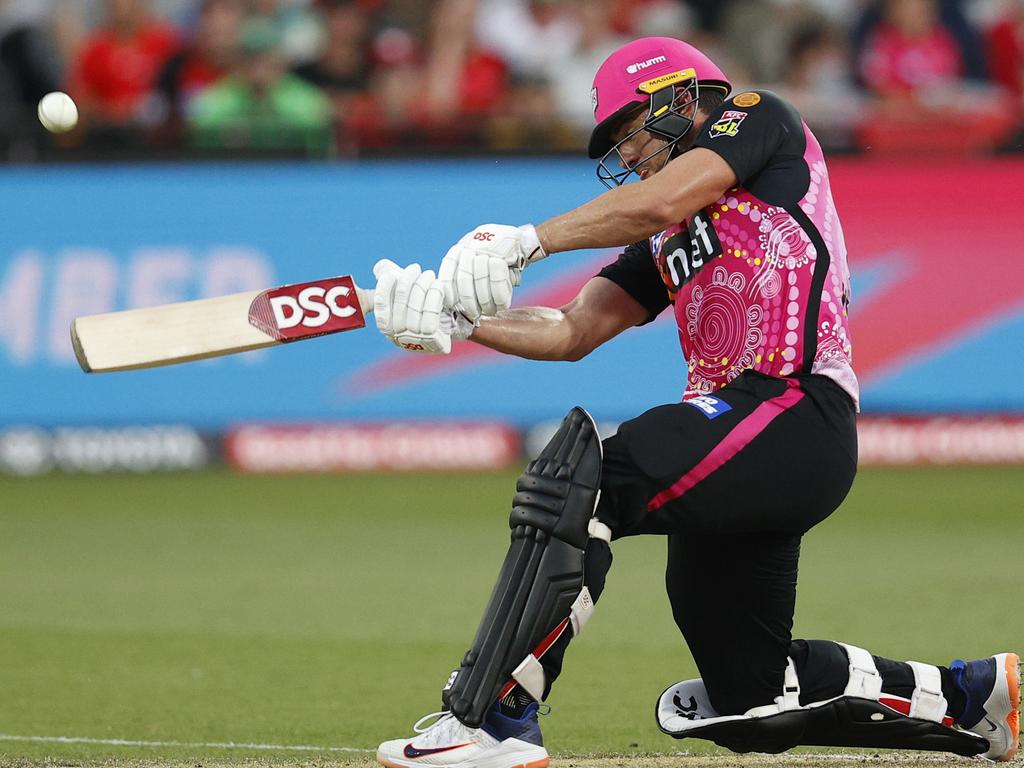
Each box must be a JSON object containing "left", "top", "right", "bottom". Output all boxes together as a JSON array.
[{"left": 626, "top": 55, "right": 667, "bottom": 74}]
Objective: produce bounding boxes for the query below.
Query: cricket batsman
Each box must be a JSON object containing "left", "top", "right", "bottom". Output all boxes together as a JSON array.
[{"left": 371, "top": 37, "right": 1020, "bottom": 767}]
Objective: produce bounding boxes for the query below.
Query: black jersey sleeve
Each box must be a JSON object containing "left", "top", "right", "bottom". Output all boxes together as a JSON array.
[
  {"left": 693, "top": 90, "right": 804, "bottom": 185},
  {"left": 596, "top": 240, "right": 670, "bottom": 324}
]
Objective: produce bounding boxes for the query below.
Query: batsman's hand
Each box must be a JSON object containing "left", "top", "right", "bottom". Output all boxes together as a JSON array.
[
  {"left": 438, "top": 224, "right": 547, "bottom": 321},
  {"left": 373, "top": 259, "right": 475, "bottom": 355}
]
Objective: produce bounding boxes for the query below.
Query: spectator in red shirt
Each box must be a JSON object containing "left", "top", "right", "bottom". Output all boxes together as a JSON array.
[
  {"left": 69, "top": 0, "right": 179, "bottom": 127},
  {"left": 855, "top": 0, "right": 1014, "bottom": 152},
  {"left": 857, "top": 0, "right": 963, "bottom": 99},
  {"left": 988, "top": 0, "right": 1024, "bottom": 108}
]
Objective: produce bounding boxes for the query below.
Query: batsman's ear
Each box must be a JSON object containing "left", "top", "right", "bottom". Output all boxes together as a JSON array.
[{"left": 373, "top": 258, "right": 403, "bottom": 279}]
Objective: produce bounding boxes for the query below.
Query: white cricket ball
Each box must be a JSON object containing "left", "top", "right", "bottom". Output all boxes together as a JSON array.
[{"left": 37, "top": 91, "right": 79, "bottom": 134}]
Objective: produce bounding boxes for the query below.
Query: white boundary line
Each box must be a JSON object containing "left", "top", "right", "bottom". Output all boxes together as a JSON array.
[{"left": 0, "top": 733, "right": 374, "bottom": 754}]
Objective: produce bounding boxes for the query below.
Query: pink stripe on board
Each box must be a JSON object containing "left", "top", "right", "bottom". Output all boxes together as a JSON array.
[{"left": 647, "top": 381, "right": 806, "bottom": 512}]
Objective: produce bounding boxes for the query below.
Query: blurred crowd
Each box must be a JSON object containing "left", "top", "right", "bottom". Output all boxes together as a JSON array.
[{"left": 1, "top": 0, "right": 1023, "bottom": 159}]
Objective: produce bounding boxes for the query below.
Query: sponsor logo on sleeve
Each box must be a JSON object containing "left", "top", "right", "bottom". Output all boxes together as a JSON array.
[
  {"left": 591, "top": 86, "right": 598, "bottom": 114},
  {"left": 732, "top": 91, "right": 761, "bottom": 107},
  {"left": 685, "top": 395, "right": 733, "bottom": 419},
  {"left": 708, "top": 110, "right": 747, "bottom": 139}
]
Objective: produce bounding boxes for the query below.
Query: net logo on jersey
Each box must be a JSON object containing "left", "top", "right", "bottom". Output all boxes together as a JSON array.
[
  {"left": 655, "top": 211, "right": 723, "bottom": 294},
  {"left": 708, "top": 110, "right": 747, "bottom": 139}
]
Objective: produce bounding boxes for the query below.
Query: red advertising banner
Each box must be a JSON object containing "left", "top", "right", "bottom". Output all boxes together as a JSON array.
[
  {"left": 225, "top": 422, "right": 521, "bottom": 473},
  {"left": 857, "top": 416, "right": 1024, "bottom": 466}
]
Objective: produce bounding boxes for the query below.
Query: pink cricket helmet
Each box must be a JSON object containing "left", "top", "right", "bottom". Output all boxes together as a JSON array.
[{"left": 588, "top": 37, "right": 731, "bottom": 159}]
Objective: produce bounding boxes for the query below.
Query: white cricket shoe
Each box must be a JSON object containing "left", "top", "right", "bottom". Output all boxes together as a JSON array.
[{"left": 377, "top": 704, "right": 549, "bottom": 768}]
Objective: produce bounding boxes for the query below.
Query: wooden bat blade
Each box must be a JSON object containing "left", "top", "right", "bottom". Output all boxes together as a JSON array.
[{"left": 72, "top": 276, "right": 373, "bottom": 373}]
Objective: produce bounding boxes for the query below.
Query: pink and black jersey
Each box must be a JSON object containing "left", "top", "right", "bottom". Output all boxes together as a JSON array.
[{"left": 600, "top": 90, "right": 859, "bottom": 409}]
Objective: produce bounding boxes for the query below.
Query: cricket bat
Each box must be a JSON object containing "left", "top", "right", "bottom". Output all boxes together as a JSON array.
[{"left": 71, "top": 275, "right": 374, "bottom": 373}]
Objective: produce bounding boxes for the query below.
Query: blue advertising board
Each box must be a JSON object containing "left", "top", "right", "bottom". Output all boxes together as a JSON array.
[{"left": 2, "top": 159, "right": 1022, "bottom": 428}]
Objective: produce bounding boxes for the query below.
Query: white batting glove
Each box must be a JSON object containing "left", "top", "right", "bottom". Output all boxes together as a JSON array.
[
  {"left": 373, "top": 259, "right": 474, "bottom": 354},
  {"left": 438, "top": 224, "right": 547, "bottom": 321}
]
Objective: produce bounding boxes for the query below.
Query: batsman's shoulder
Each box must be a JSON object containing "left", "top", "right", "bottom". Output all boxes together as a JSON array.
[
  {"left": 722, "top": 89, "right": 796, "bottom": 118},
  {"left": 708, "top": 89, "right": 804, "bottom": 141}
]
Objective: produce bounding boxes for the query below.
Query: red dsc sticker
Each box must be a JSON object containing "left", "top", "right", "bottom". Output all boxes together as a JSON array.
[{"left": 249, "top": 275, "right": 366, "bottom": 341}]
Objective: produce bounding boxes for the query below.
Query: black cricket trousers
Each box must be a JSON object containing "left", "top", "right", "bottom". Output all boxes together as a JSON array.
[{"left": 541, "top": 369, "right": 862, "bottom": 713}]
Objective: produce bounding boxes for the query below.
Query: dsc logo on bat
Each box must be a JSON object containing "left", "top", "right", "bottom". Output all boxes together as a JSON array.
[
  {"left": 269, "top": 285, "right": 356, "bottom": 329},
  {"left": 248, "top": 275, "right": 366, "bottom": 342}
]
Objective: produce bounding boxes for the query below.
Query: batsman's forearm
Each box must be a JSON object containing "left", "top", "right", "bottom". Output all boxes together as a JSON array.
[
  {"left": 536, "top": 182, "right": 673, "bottom": 253},
  {"left": 469, "top": 307, "right": 584, "bottom": 361},
  {"left": 533, "top": 148, "right": 736, "bottom": 255}
]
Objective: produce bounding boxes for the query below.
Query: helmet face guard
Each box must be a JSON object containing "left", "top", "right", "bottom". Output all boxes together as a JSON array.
[{"left": 596, "top": 75, "right": 701, "bottom": 189}]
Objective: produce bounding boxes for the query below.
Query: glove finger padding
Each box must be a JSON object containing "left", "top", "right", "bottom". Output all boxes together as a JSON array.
[
  {"left": 391, "top": 263, "right": 422, "bottom": 335},
  {"left": 438, "top": 244, "right": 460, "bottom": 310},
  {"left": 388, "top": 268, "right": 452, "bottom": 355},
  {"left": 373, "top": 258, "right": 403, "bottom": 335},
  {"left": 489, "top": 258, "right": 513, "bottom": 311},
  {"left": 419, "top": 279, "right": 445, "bottom": 335},
  {"left": 455, "top": 250, "right": 481, "bottom": 320},
  {"left": 405, "top": 269, "right": 433, "bottom": 333},
  {"left": 473, "top": 251, "right": 496, "bottom": 317},
  {"left": 373, "top": 258, "right": 403, "bottom": 280}
]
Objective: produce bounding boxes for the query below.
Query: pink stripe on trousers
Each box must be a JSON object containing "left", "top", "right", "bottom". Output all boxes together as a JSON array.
[{"left": 647, "top": 380, "right": 806, "bottom": 513}]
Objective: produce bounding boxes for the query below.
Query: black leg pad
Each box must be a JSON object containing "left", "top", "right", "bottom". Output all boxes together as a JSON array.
[{"left": 442, "top": 407, "right": 602, "bottom": 727}]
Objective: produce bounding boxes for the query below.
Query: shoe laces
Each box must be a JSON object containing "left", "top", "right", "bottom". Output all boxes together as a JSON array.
[
  {"left": 412, "top": 704, "right": 550, "bottom": 735},
  {"left": 413, "top": 711, "right": 453, "bottom": 733}
]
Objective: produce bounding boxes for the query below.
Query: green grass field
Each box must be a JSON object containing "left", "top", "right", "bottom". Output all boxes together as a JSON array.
[{"left": 1, "top": 467, "right": 1021, "bottom": 766}]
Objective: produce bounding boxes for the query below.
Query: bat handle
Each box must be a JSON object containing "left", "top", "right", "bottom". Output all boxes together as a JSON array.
[{"left": 356, "top": 286, "right": 375, "bottom": 315}]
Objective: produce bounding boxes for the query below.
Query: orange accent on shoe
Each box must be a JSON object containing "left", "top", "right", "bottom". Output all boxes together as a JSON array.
[{"left": 1001, "top": 653, "right": 1020, "bottom": 762}]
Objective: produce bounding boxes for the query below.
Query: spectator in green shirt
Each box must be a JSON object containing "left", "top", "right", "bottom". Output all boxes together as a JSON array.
[{"left": 188, "top": 15, "right": 332, "bottom": 155}]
